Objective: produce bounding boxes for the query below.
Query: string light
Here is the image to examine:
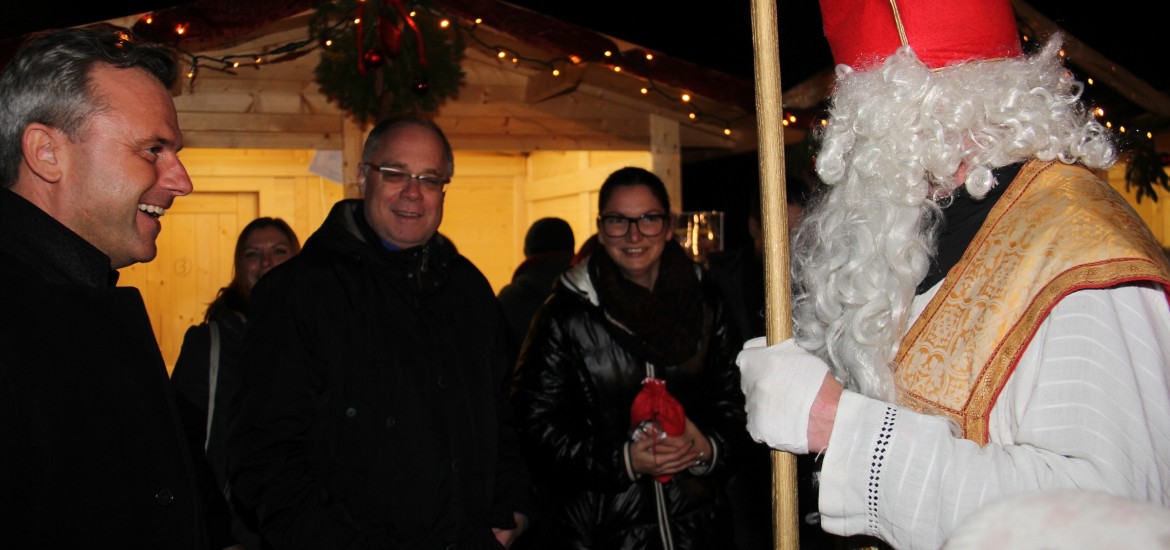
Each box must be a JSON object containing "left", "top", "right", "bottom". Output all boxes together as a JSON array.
[{"left": 163, "top": 4, "right": 744, "bottom": 136}]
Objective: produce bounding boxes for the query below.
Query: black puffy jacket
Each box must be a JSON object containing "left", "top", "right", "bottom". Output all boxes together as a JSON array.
[{"left": 512, "top": 255, "right": 749, "bottom": 550}]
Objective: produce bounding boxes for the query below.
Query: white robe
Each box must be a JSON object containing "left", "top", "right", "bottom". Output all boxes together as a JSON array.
[{"left": 817, "top": 281, "right": 1170, "bottom": 549}]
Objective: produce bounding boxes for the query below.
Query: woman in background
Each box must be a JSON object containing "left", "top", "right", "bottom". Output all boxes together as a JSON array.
[
  {"left": 172, "top": 217, "right": 300, "bottom": 550},
  {"left": 512, "top": 167, "right": 748, "bottom": 549}
]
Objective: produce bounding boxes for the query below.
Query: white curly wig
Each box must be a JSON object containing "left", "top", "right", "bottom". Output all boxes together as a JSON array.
[{"left": 792, "top": 35, "right": 1115, "bottom": 402}]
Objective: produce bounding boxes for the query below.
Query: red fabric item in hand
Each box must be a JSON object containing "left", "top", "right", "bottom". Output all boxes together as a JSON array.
[{"left": 630, "top": 377, "right": 686, "bottom": 482}]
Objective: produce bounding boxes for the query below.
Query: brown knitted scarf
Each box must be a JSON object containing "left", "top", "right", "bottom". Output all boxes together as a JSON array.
[{"left": 590, "top": 240, "right": 704, "bottom": 365}]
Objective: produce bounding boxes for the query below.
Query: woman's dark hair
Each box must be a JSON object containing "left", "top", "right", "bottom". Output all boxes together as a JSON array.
[
  {"left": 205, "top": 217, "right": 300, "bottom": 322},
  {"left": 597, "top": 167, "right": 671, "bottom": 215}
]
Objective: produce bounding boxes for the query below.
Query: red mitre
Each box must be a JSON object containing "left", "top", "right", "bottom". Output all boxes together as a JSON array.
[{"left": 819, "top": 0, "right": 1023, "bottom": 71}]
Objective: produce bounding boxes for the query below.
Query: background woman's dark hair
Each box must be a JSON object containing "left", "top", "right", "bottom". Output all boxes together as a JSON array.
[
  {"left": 597, "top": 167, "right": 671, "bottom": 214},
  {"left": 205, "top": 217, "right": 300, "bottom": 322}
]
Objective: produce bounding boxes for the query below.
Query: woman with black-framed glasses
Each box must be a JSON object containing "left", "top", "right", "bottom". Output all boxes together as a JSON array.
[{"left": 512, "top": 166, "right": 749, "bottom": 549}]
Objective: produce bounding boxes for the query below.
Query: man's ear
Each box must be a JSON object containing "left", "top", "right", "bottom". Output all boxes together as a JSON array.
[{"left": 21, "top": 123, "right": 65, "bottom": 184}]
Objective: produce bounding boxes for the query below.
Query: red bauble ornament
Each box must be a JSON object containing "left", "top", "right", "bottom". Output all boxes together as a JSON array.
[
  {"left": 413, "top": 80, "right": 430, "bottom": 95},
  {"left": 362, "top": 49, "right": 385, "bottom": 70}
]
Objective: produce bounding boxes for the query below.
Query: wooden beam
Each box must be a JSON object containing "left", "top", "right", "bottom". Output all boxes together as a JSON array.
[
  {"left": 178, "top": 112, "right": 342, "bottom": 133},
  {"left": 649, "top": 114, "right": 682, "bottom": 213},
  {"left": 782, "top": 68, "right": 834, "bottom": 111},
  {"left": 342, "top": 116, "right": 366, "bottom": 199},
  {"left": 524, "top": 63, "right": 585, "bottom": 103},
  {"left": 448, "top": 134, "right": 651, "bottom": 151},
  {"left": 181, "top": 130, "right": 340, "bottom": 149}
]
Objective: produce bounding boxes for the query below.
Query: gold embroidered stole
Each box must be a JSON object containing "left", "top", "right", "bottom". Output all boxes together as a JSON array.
[{"left": 894, "top": 160, "right": 1170, "bottom": 443}]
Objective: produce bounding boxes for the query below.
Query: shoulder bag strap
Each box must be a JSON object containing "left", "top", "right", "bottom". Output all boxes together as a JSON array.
[{"left": 205, "top": 321, "right": 220, "bottom": 452}]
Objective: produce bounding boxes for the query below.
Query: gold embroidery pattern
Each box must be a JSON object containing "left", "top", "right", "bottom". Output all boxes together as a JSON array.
[{"left": 895, "top": 160, "right": 1170, "bottom": 443}]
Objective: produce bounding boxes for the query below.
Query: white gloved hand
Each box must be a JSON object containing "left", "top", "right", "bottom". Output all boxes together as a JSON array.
[{"left": 736, "top": 337, "right": 830, "bottom": 454}]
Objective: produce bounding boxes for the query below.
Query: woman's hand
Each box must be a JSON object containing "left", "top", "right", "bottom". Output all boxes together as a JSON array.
[{"left": 630, "top": 417, "right": 711, "bottom": 476}]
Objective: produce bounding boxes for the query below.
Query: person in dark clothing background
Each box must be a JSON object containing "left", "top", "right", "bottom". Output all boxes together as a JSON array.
[
  {"left": 707, "top": 170, "right": 843, "bottom": 550},
  {"left": 498, "top": 216, "right": 575, "bottom": 361},
  {"left": 172, "top": 217, "right": 301, "bottom": 550},
  {"left": 0, "top": 26, "right": 235, "bottom": 549},
  {"left": 225, "top": 116, "right": 532, "bottom": 549}
]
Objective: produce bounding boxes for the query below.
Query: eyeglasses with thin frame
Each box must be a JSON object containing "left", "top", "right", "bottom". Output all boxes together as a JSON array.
[
  {"left": 597, "top": 213, "right": 668, "bottom": 238},
  {"left": 361, "top": 162, "right": 450, "bottom": 194}
]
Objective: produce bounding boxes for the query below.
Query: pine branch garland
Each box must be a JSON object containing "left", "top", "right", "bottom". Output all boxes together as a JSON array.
[{"left": 310, "top": 0, "right": 464, "bottom": 125}]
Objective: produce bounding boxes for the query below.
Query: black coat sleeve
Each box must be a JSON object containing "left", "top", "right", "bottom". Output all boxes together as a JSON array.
[
  {"left": 170, "top": 324, "right": 237, "bottom": 549},
  {"left": 512, "top": 295, "right": 636, "bottom": 493}
]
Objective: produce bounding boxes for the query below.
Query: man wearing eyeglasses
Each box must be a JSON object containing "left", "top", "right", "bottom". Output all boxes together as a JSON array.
[{"left": 225, "top": 116, "right": 532, "bottom": 549}]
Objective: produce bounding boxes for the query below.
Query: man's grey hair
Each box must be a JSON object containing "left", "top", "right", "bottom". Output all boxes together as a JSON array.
[
  {"left": 360, "top": 116, "right": 455, "bottom": 178},
  {"left": 0, "top": 26, "right": 178, "bottom": 188}
]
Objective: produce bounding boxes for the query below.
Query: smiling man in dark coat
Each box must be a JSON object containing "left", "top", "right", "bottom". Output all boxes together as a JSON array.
[
  {"left": 225, "top": 116, "right": 532, "bottom": 549},
  {"left": 0, "top": 26, "right": 234, "bottom": 548}
]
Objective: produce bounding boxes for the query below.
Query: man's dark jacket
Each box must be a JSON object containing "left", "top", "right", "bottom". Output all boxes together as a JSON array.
[
  {"left": 226, "top": 199, "right": 531, "bottom": 549},
  {"left": 0, "top": 188, "right": 232, "bottom": 548}
]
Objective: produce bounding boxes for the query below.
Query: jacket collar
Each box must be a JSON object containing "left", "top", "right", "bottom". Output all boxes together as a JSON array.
[{"left": 0, "top": 187, "right": 116, "bottom": 288}]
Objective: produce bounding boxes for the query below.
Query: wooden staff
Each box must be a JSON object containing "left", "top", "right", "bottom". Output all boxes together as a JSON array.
[{"left": 748, "top": 0, "right": 798, "bottom": 549}]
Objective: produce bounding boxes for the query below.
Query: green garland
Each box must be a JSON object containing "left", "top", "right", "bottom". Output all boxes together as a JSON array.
[{"left": 310, "top": 0, "right": 465, "bottom": 125}]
